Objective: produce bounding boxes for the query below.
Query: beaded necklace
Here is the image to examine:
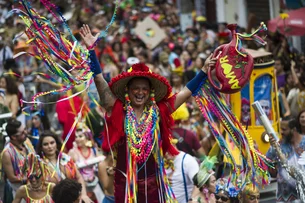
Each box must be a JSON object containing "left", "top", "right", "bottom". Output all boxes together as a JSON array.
[{"left": 124, "top": 89, "right": 158, "bottom": 164}]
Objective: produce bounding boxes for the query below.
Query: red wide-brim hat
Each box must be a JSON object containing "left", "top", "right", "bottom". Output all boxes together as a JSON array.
[{"left": 109, "top": 63, "right": 172, "bottom": 102}]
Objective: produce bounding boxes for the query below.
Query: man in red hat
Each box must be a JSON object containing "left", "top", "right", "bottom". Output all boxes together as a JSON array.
[{"left": 80, "top": 24, "right": 216, "bottom": 203}]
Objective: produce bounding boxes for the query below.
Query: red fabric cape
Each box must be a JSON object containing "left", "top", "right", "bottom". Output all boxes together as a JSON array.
[{"left": 101, "top": 97, "right": 179, "bottom": 156}]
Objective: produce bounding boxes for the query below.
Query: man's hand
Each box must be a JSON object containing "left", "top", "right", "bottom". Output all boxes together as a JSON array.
[
  {"left": 269, "top": 134, "right": 277, "bottom": 148},
  {"left": 79, "top": 24, "right": 99, "bottom": 49},
  {"left": 202, "top": 54, "right": 217, "bottom": 73}
]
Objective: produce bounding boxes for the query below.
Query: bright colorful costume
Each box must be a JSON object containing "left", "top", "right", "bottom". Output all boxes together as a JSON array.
[
  {"left": 24, "top": 153, "right": 54, "bottom": 203},
  {"left": 1, "top": 139, "right": 35, "bottom": 192},
  {"left": 89, "top": 51, "right": 178, "bottom": 202},
  {"left": 24, "top": 183, "right": 53, "bottom": 203}
]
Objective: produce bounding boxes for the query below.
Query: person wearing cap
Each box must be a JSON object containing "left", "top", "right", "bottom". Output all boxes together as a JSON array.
[
  {"left": 164, "top": 138, "right": 200, "bottom": 203},
  {"left": 190, "top": 156, "right": 217, "bottom": 203},
  {"left": 171, "top": 103, "right": 205, "bottom": 158},
  {"left": 80, "top": 24, "right": 217, "bottom": 203},
  {"left": 157, "top": 51, "right": 171, "bottom": 80}
]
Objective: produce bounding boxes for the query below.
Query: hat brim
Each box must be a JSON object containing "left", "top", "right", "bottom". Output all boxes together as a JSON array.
[
  {"left": 109, "top": 71, "right": 171, "bottom": 102},
  {"left": 198, "top": 171, "right": 215, "bottom": 188}
]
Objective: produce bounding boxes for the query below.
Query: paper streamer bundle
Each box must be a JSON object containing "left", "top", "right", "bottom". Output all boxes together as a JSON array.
[
  {"left": 193, "top": 80, "right": 273, "bottom": 190},
  {"left": 9, "top": 0, "right": 118, "bottom": 177},
  {"left": 10, "top": 0, "right": 118, "bottom": 107},
  {"left": 11, "top": 1, "right": 89, "bottom": 104}
]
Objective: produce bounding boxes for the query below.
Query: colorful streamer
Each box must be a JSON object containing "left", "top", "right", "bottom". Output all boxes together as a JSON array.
[
  {"left": 9, "top": 0, "right": 118, "bottom": 108},
  {"left": 8, "top": 0, "right": 118, "bottom": 177},
  {"left": 193, "top": 79, "right": 273, "bottom": 190},
  {"left": 235, "top": 22, "right": 268, "bottom": 57}
]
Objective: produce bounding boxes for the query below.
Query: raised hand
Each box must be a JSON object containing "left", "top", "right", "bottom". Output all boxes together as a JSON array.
[
  {"left": 79, "top": 24, "right": 99, "bottom": 49},
  {"left": 202, "top": 53, "right": 217, "bottom": 73}
]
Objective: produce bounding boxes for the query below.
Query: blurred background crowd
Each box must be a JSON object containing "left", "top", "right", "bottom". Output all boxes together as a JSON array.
[{"left": 0, "top": 0, "right": 305, "bottom": 202}]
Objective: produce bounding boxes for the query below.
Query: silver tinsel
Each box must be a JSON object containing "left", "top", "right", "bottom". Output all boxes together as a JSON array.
[
  {"left": 285, "top": 166, "right": 305, "bottom": 203},
  {"left": 274, "top": 143, "right": 305, "bottom": 203}
]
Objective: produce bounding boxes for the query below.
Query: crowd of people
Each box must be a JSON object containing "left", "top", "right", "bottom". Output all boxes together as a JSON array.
[{"left": 0, "top": 0, "right": 305, "bottom": 202}]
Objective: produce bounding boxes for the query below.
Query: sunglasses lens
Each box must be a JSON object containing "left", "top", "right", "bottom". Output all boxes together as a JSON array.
[
  {"left": 29, "top": 174, "right": 41, "bottom": 180},
  {"left": 215, "top": 195, "right": 229, "bottom": 201}
]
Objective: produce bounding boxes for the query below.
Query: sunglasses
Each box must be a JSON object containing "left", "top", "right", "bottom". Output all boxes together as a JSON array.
[
  {"left": 215, "top": 194, "right": 229, "bottom": 202},
  {"left": 28, "top": 174, "right": 42, "bottom": 180}
]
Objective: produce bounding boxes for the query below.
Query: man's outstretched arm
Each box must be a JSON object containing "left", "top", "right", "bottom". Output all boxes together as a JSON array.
[{"left": 80, "top": 24, "right": 116, "bottom": 113}]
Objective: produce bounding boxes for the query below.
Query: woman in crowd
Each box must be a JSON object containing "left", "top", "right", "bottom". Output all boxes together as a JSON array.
[
  {"left": 190, "top": 156, "right": 217, "bottom": 203},
  {"left": 36, "top": 131, "right": 92, "bottom": 203},
  {"left": 0, "top": 75, "right": 19, "bottom": 117},
  {"left": 13, "top": 153, "right": 55, "bottom": 203},
  {"left": 68, "top": 122, "right": 103, "bottom": 203},
  {"left": 29, "top": 109, "right": 50, "bottom": 149}
]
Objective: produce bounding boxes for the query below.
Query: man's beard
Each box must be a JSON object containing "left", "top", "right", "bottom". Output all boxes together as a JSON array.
[{"left": 283, "top": 132, "right": 293, "bottom": 143}]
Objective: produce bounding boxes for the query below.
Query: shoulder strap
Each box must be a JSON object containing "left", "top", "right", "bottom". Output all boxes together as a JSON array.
[
  {"left": 181, "top": 153, "right": 188, "bottom": 202},
  {"left": 25, "top": 185, "right": 30, "bottom": 198},
  {"left": 47, "top": 183, "right": 51, "bottom": 196}
]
